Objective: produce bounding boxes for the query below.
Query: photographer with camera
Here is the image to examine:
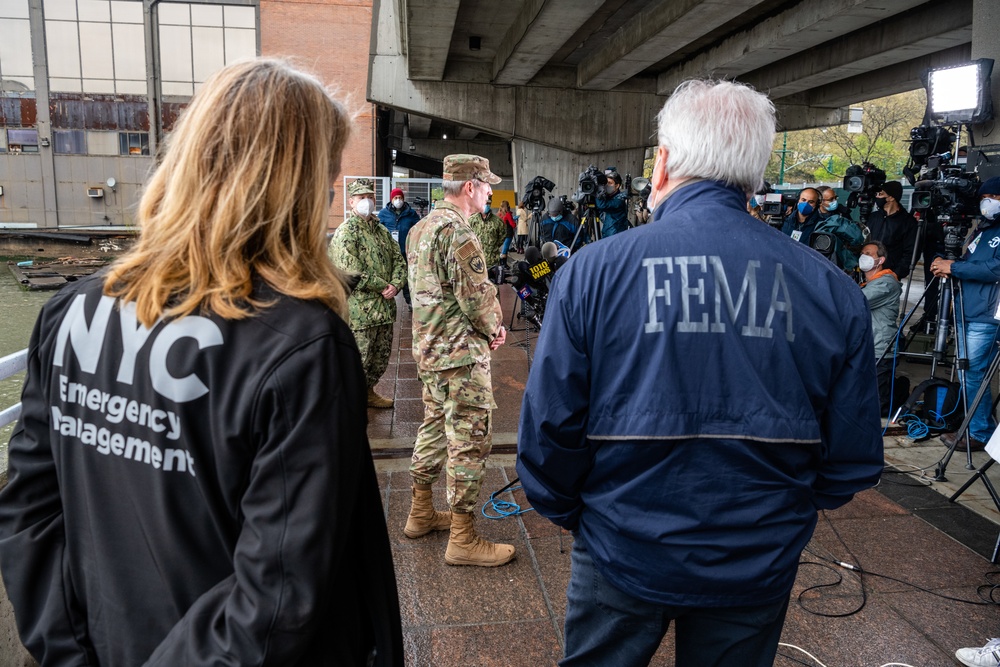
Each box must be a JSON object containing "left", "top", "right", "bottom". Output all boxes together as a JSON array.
[
  {"left": 812, "top": 186, "right": 865, "bottom": 272},
  {"left": 929, "top": 177, "right": 1000, "bottom": 451},
  {"left": 781, "top": 187, "right": 823, "bottom": 244},
  {"left": 867, "top": 181, "right": 917, "bottom": 280},
  {"left": 541, "top": 196, "right": 583, "bottom": 249},
  {"left": 595, "top": 168, "right": 630, "bottom": 237}
]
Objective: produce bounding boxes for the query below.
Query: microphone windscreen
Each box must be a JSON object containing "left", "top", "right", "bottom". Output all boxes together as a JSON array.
[
  {"left": 541, "top": 242, "right": 557, "bottom": 261},
  {"left": 525, "top": 246, "right": 542, "bottom": 264}
]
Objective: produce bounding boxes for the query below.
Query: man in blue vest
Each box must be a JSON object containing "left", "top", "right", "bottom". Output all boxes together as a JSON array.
[{"left": 517, "top": 79, "right": 883, "bottom": 667}]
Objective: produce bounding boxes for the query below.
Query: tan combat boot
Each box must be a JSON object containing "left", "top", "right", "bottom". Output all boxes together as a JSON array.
[
  {"left": 367, "top": 387, "right": 394, "bottom": 409},
  {"left": 403, "top": 484, "right": 452, "bottom": 539},
  {"left": 444, "top": 511, "right": 515, "bottom": 567}
]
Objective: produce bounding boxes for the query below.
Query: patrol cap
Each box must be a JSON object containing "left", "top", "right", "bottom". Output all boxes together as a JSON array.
[
  {"left": 978, "top": 176, "right": 1000, "bottom": 197},
  {"left": 347, "top": 178, "right": 375, "bottom": 196},
  {"left": 442, "top": 154, "right": 502, "bottom": 185}
]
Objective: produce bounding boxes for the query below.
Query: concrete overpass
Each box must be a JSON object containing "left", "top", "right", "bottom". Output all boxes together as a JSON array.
[{"left": 368, "top": 0, "right": 999, "bottom": 201}]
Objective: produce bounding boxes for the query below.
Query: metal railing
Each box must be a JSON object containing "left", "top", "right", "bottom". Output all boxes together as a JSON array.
[{"left": 0, "top": 349, "right": 28, "bottom": 430}]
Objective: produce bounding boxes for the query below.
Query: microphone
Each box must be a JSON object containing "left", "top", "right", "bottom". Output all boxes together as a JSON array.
[
  {"left": 525, "top": 246, "right": 542, "bottom": 264},
  {"left": 540, "top": 242, "right": 558, "bottom": 261}
]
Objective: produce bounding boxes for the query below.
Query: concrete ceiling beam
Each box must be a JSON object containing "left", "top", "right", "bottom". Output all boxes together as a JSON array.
[
  {"left": 577, "top": 0, "right": 767, "bottom": 92},
  {"left": 493, "top": 0, "right": 604, "bottom": 86},
  {"left": 741, "top": 0, "right": 971, "bottom": 98},
  {"left": 407, "top": 114, "right": 432, "bottom": 138},
  {"left": 775, "top": 43, "right": 972, "bottom": 110},
  {"left": 656, "top": 0, "right": 924, "bottom": 96},
  {"left": 774, "top": 104, "right": 848, "bottom": 132},
  {"left": 405, "top": 0, "right": 461, "bottom": 81}
]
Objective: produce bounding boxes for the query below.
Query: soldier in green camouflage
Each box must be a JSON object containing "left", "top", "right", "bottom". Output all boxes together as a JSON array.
[
  {"left": 403, "top": 154, "right": 515, "bottom": 568},
  {"left": 328, "top": 178, "right": 407, "bottom": 408},
  {"left": 467, "top": 197, "right": 507, "bottom": 267}
]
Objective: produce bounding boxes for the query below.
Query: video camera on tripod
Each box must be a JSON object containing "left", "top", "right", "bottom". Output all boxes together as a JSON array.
[
  {"left": 843, "top": 162, "right": 886, "bottom": 226},
  {"left": 523, "top": 176, "right": 555, "bottom": 212}
]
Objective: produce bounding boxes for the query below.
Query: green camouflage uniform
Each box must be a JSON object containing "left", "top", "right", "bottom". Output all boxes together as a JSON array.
[
  {"left": 329, "top": 212, "right": 406, "bottom": 388},
  {"left": 468, "top": 210, "right": 507, "bottom": 267},
  {"left": 407, "top": 199, "right": 503, "bottom": 512}
]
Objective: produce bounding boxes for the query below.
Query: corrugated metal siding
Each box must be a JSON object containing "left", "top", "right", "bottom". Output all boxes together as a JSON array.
[{"left": 48, "top": 94, "right": 148, "bottom": 131}]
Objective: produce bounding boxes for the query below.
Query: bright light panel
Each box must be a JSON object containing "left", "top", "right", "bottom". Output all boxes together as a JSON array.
[{"left": 929, "top": 64, "right": 981, "bottom": 113}]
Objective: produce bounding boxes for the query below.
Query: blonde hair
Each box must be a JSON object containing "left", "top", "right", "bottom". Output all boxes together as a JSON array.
[{"left": 105, "top": 58, "right": 352, "bottom": 326}]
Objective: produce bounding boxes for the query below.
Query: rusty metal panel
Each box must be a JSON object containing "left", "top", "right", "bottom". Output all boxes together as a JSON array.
[
  {"left": 49, "top": 94, "right": 148, "bottom": 130},
  {"left": 160, "top": 101, "right": 189, "bottom": 133},
  {"left": 0, "top": 98, "right": 17, "bottom": 126},
  {"left": 20, "top": 97, "right": 35, "bottom": 126}
]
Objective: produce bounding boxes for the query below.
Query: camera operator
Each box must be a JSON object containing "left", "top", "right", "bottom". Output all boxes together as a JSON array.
[
  {"left": 813, "top": 186, "right": 865, "bottom": 272},
  {"left": 818, "top": 186, "right": 853, "bottom": 221},
  {"left": 930, "top": 177, "right": 1000, "bottom": 451},
  {"left": 859, "top": 241, "right": 900, "bottom": 414},
  {"left": 540, "top": 196, "right": 583, "bottom": 249},
  {"left": 595, "top": 168, "right": 630, "bottom": 237},
  {"left": 867, "top": 181, "right": 917, "bottom": 280},
  {"left": 780, "top": 187, "right": 822, "bottom": 244}
]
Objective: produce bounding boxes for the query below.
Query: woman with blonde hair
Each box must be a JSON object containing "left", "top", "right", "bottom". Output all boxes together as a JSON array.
[{"left": 0, "top": 59, "right": 403, "bottom": 666}]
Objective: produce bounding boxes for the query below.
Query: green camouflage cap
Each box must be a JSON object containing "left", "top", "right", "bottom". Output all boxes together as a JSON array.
[
  {"left": 442, "top": 154, "right": 502, "bottom": 185},
  {"left": 347, "top": 178, "right": 376, "bottom": 196}
]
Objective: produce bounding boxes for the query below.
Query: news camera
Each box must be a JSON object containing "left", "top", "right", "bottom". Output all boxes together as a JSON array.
[
  {"left": 578, "top": 165, "right": 608, "bottom": 199},
  {"left": 911, "top": 162, "right": 980, "bottom": 259},
  {"left": 843, "top": 162, "right": 887, "bottom": 226},
  {"left": 523, "top": 176, "right": 555, "bottom": 212}
]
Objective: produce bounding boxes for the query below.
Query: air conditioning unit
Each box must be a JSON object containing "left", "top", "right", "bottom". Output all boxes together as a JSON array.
[{"left": 87, "top": 187, "right": 104, "bottom": 198}]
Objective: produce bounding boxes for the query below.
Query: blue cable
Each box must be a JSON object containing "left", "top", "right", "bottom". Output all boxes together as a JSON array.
[
  {"left": 900, "top": 413, "right": 930, "bottom": 439},
  {"left": 481, "top": 485, "right": 535, "bottom": 520}
]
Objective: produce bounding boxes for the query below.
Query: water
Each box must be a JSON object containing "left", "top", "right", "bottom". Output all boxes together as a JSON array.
[{"left": 0, "top": 268, "right": 54, "bottom": 465}]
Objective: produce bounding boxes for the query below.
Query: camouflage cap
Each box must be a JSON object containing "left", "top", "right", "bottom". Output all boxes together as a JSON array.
[
  {"left": 347, "top": 178, "right": 376, "bottom": 196},
  {"left": 442, "top": 154, "right": 502, "bottom": 185}
]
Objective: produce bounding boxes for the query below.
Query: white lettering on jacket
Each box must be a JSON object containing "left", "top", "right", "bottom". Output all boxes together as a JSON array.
[{"left": 643, "top": 255, "right": 794, "bottom": 342}]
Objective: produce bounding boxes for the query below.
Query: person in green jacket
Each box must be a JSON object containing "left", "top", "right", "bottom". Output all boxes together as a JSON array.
[
  {"left": 860, "top": 240, "right": 900, "bottom": 414},
  {"left": 468, "top": 196, "right": 507, "bottom": 267},
  {"left": 329, "top": 178, "right": 407, "bottom": 408}
]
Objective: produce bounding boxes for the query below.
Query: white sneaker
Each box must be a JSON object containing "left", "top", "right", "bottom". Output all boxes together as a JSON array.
[{"left": 957, "top": 639, "right": 1000, "bottom": 667}]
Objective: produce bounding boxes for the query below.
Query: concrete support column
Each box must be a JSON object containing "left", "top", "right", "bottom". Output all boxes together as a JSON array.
[
  {"left": 971, "top": 0, "right": 1000, "bottom": 140},
  {"left": 511, "top": 140, "right": 645, "bottom": 206},
  {"left": 27, "top": 0, "right": 58, "bottom": 228}
]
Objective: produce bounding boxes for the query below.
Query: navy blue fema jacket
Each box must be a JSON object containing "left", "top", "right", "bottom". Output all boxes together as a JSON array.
[
  {"left": 517, "top": 179, "right": 883, "bottom": 608},
  {"left": 952, "top": 219, "right": 1000, "bottom": 324}
]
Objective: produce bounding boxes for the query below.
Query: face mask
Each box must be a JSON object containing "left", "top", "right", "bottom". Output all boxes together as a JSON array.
[
  {"left": 981, "top": 198, "right": 1000, "bottom": 221},
  {"left": 354, "top": 198, "right": 374, "bottom": 217},
  {"left": 605, "top": 184, "right": 617, "bottom": 195},
  {"left": 483, "top": 204, "right": 491, "bottom": 214},
  {"left": 797, "top": 201, "right": 814, "bottom": 216},
  {"left": 551, "top": 215, "right": 563, "bottom": 222},
  {"left": 858, "top": 254, "right": 876, "bottom": 272},
  {"left": 874, "top": 196, "right": 886, "bottom": 209},
  {"left": 392, "top": 198, "right": 404, "bottom": 209},
  {"left": 826, "top": 199, "right": 839, "bottom": 212}
]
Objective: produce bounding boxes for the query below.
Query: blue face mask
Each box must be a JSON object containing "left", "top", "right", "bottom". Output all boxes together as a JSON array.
[
  {"left": 483, "top": 205, "right": 491, "bottom": 214},
  {"left": 551, "top": 215, "right": 563, "bottom": 222},
  {"left": 797, "top": 201, "right": 814, "bottom": 216},
  {"left": 826, "top": 199, "right": 839, "bottom": 212}
]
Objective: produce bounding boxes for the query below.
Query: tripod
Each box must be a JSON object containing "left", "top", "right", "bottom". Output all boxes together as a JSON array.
[{"left": 571, "top": 197, "right": 602, "bottom": 249}]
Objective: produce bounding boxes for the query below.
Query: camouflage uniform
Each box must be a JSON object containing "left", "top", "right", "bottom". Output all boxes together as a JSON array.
[
  {"left": 408, "top": 189, "right": 503, "bottom": 512},
  {"left": 468, "top": 210, "right": 507, "bottom": 267},
  {"left": 329, "top": 183, "right": 407, "bottom": 388}
]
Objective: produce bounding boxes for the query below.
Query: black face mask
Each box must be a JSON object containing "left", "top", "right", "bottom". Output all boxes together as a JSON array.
[{"left": 874, "top": 196, "right": 886, "bottom": 209}]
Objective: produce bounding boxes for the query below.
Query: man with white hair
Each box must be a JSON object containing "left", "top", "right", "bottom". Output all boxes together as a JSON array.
[{"left": 517, "top": 80, "right": 884, "bottom": 666}]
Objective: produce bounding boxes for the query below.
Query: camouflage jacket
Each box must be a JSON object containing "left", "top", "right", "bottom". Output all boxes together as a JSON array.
[
  {"left": 407, "top": 200, "right": 503, "bottom": 372},
  {"left": 467, "top": 211, "right": 507, "bottom": 267},
  {"left": 328, "top": 213, "right": 406, "bottom": 330}
]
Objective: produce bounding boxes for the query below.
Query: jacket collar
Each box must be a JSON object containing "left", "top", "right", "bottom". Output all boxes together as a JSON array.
[{"left": 653, "top": 179, "right": 748, "bottom": 223}]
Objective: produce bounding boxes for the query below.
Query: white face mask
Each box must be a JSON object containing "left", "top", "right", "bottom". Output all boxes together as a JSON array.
[
  {"left": 392, "top": 198, "right": 404, "bottom": 209},
  {"left": 605, "top": 184, "right": 617, "bottom": 195},
  {"left": 354, "top": 198, "right": 374, "bottom": 217},
  {"left": 858, "top": 254, "right": 877, "bottom": 272},
  {"left": 980, "top": 198, "right": 1000, "bottom": 221}
]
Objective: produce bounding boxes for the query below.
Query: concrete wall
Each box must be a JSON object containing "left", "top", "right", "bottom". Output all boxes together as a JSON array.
[{"left": 511, "top": 141, "right": 645, "bottom": 204}]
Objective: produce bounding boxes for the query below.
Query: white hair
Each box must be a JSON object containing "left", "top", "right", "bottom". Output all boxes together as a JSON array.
[
  {"left": 656, "top": 79, "right": 775, "bottom": 194},
  {"left": 441, "top": 180, "right": 467, "bottom": 197}
]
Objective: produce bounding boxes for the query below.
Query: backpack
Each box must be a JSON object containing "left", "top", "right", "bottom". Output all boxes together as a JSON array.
[{"left": 898, "top": 378, "right": 964, "bottom": 433}]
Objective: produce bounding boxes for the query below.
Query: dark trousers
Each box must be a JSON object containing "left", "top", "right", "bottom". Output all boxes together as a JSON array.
[{"left": 561, "top": 539, "right": 789, "bottom": 667}]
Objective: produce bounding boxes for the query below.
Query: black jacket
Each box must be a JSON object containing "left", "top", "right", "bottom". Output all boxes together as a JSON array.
[
  {"left": 0, "top": 274, "right": 403, "bottom": 666},
  {"left": 867, "top": 207, "right": 918, "bottom": 280}
]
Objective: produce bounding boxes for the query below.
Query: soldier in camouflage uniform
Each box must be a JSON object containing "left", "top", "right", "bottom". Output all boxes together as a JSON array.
[
  {"left": 403, "top": 154, "right": 515, "bottom": 568},
  {"left": 328, "top": 178, "right": 407, "bottom": 408},
  {"left": 467, "top": 197, "right": 507, "bottom": 267}
]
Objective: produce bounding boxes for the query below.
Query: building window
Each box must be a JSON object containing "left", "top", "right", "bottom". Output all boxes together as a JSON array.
[
  {"left": 0, "top": 0, "right": 34, "bottom": 92},
  {"left": 7, "top": 128, "right": 39, "bottom": 153},
  {"left": 119, "top": 131, "right": 148, "bottom": 156},
  {"left": 53, "top": 129, "right": 87, "bottom": 153},
  {"left": 44, "top": 0, "right": 147, "bottom": 94},
  {"left": 159, "top": 3, "right": 256, "bottom": 97}
]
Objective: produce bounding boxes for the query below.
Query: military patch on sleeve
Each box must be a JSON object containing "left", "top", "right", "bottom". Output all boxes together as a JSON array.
[
  {"left": 469, "top": 256, "right": 485, "bottom": 274},
  {"left": 456, "top": 240, "right": 478, "bottom": 262}
]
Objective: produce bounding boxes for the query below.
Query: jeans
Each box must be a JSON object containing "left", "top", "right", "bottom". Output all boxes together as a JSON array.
[
  {"left": 501, "top": 236, "right": 512, "bottom": 256},
  {"left": 956, "top": 320, "right": 1000, "bottom": 442},
  {"left": 561, "top": 538, "right": 789, "bottom": 667}
]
